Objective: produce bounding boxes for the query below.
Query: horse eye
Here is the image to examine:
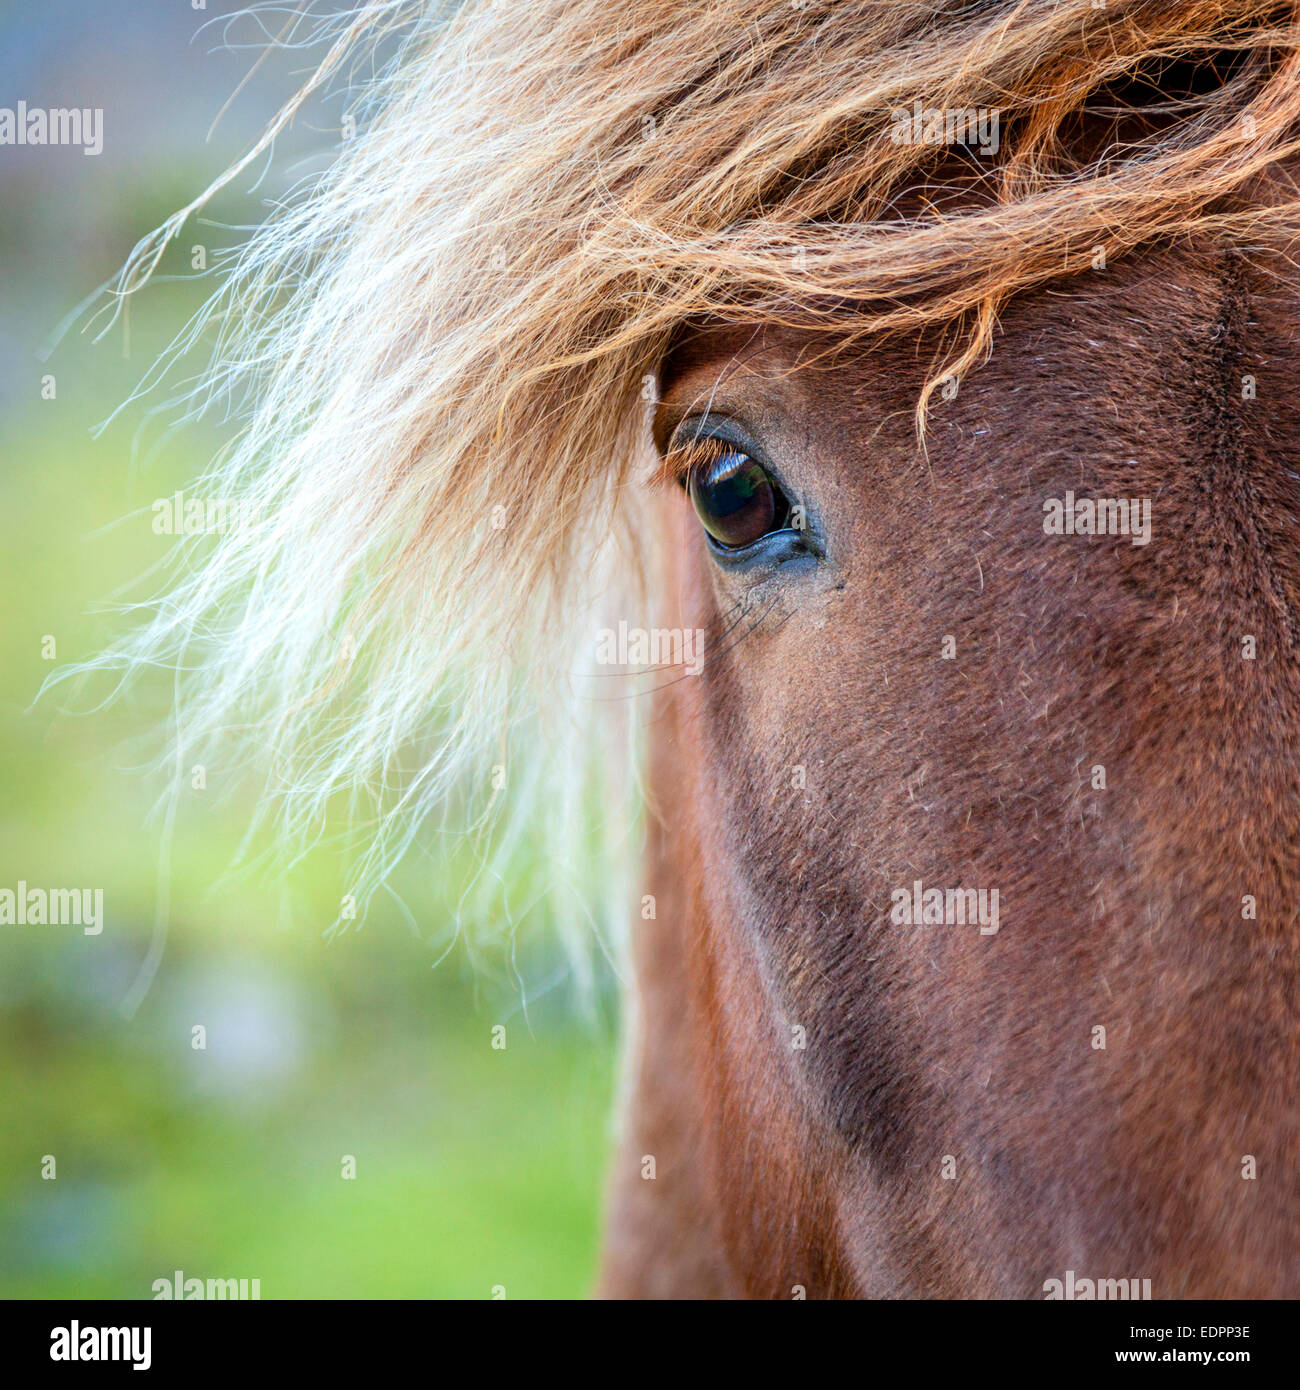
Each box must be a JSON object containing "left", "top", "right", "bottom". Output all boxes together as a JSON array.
[{"left": 686, "top": 446, "right": 790, "bottom": 550}]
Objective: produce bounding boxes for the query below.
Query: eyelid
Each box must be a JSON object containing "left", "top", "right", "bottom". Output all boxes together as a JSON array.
[
  {"left": 660, "top": 433, "right": 731, "bottom": 489},
  {"left": 658, "top": 415, "right": 770, "bottom": 489}
]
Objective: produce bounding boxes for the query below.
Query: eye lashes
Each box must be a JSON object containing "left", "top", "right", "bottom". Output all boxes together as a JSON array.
[{"left": 661, "top": 433, "right": 733, "bottom": 489}]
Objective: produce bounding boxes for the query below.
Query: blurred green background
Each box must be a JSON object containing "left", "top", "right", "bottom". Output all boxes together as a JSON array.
[{"left": 1, "top": 1, "right": 620, "bottom": 1298}]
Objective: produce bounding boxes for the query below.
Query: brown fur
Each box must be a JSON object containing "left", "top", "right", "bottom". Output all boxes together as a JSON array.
[{"left": 601, "top": 241, "right": 1300, "bottom": 1298}]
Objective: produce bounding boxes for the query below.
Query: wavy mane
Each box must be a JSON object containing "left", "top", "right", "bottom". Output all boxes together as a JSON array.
[{"left": 85, "top": 0, "right": 1300, "bottom": 955}]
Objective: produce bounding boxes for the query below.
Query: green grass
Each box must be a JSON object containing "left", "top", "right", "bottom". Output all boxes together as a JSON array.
[
  {"left": 0, "top": 278, "right": 620, "bottom": 1300},
  {"left": 1, "top": 1006, "right": 614, "bottom": 1299}
]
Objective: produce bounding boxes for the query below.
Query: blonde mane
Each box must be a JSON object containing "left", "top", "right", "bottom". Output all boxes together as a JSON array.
[{"left": 92, "top": 0, "right": 1300, "bottom": 957}]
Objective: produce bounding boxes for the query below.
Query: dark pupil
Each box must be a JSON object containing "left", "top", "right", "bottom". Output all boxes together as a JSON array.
[{"left": 688, "top": 450, "right": 779, "bottom": 548}]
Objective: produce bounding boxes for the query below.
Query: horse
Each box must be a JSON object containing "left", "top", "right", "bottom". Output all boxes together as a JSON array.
[{"left": 109, "top": 0, "right": 1300, "bottom": 1297}]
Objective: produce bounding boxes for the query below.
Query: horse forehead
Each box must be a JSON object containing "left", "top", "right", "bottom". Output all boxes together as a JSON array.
[
  {"left": 657, "top": 249, "right": 1232, "bottom": 424},
  {"left": 661, "top": 323, "right": 892, "bottom": 402},
  {"left": 657, "top": 324, "right": 831, "bottom": 424}
]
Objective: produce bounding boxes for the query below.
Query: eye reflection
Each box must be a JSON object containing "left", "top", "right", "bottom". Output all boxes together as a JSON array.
[{"left": 686, "top": 443, "right": 789, "bottom": 550}]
